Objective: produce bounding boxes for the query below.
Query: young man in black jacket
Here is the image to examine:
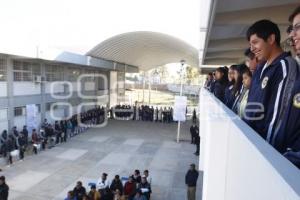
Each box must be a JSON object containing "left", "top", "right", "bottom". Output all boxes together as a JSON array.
[
  {"left": 0, "top": 176, "right": 9, "bottom": 200},
  {"left": 190, "top": 123, "right": 198, "bottom": 144},
  {"left": 185, "top": 164, "right": 199, "bottom": 200},
  {"left": 22, "top": 126, "right": 29, "bottom": 145},
  {"left": 73, "top": 181, "right": 86, "bottom": 200},
  {"left": 18, "top": 133, "right": 27, "bottom": 160}
]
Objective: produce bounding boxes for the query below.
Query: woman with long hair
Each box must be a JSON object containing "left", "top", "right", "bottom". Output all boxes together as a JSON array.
[
  {"left": 238, "top": 67, "right": 252, "bottom": 119},
  {"left": 225, "top": 65, "right": 237, "bottom": 108},
  {"left": 231, "top": 64, "right": 249, "bottom": 113},
  {"left": 213, "top": 66, "right": 229, "bottom": 103}
]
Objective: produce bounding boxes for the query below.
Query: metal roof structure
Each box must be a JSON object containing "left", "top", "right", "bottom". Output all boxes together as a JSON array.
[{"left": 87, "top": 31, "right": 199, "bottom": 71}]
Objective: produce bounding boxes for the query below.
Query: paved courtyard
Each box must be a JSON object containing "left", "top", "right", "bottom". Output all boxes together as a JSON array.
[{"left": 1, "top": 119, "right": 202, "bottom": 200}]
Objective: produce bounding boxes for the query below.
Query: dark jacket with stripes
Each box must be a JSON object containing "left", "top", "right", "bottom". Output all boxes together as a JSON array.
[{"left": 245, "top": 52, "right": 295, "bottom": 142}]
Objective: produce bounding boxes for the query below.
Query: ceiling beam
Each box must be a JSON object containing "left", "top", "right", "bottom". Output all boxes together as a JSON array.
[
  {"left": 203, "top": 57, "right": 244, "bottom": 65},
  {"left": 215, "top": 3, "right": 298, "bottom": 25},
  {"left": 206, "top": 49, "right": 244, "bottom": 59}
]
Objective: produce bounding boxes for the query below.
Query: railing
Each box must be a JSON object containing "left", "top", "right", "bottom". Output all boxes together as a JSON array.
[{"left": 199, "top": 88, "right": 300, "bottom": 200}]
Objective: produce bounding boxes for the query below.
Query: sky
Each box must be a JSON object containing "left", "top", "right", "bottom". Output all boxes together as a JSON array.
[{"left": 0, "top": 0, "right": 201, "bottom": 55}]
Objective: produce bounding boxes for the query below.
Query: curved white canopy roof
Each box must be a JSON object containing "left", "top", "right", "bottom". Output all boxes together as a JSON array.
[{"left": 86, "top": 31, "right": 199, "bottom": 71}]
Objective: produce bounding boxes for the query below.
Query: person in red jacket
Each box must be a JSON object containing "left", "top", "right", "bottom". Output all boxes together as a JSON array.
[{"left": 123, "top": 176, "right": 136, "bottom": 200}]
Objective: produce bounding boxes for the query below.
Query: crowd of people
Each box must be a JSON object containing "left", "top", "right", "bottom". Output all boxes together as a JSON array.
[
  {"left": 65, "top": 169, "right": 152, "bottom": 200},
  {"left": 111, "top": 104, "right": 174, "bottom": 123},
  {"left": 0, "top": 106, "right": 106, "bottom": 166},
  {"left": 203, "top": 6, "right": 300, "bottom": 169}
]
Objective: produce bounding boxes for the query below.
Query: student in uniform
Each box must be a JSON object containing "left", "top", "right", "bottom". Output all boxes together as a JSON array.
[
  {"left": 213, "top": 67, "right": 228, "bottom": 103},
  {"left": 224, "top": 65, "right": 237, "bottom": 108},
  {"left": 209, "top": 72, "right": 216, "bottom": 93},
  {"left": 190, "top": 123, "right": 198, "bottom": 144},
  {"left": 238, "top": 68, "right": 252, "bottom": 119},
  {"left": 155, "top": 107, "right": 158, "bottom": 122},
  {"left": 192, "top": 109, "right": 197, "bottom": 123},
  {"left": 22, "top": 126, "right": 29, "bottom": 146},
  {"left": 110, "top": 175, "right": 123, "bottom": 194},
  {"left": 31, "top": 129, "right": 40, "bottom": 154},
  {"left": 185, "top": 164, "right": 199, "bottom": 200},
  {"left": 204, "top": 72, "right": 213, "bottom": 90},
  {"left": 73, "top": 181, "right": 86, "bottom": 200},
  {"left": 274, "top": 74, "right": 300, "bottom": 168},
  {"left": 288, "top": 7, "right": 300, "bottom": 65},
  {"left": 244, "top": 48, "right": 259, "bottom": 74},
  {"left": 271, "top": 6, "right": 300, "bottom": 169},
  {"left": 17, "top": 133, "right": 26, "bottom": 160},
  {"left": 244, "top": 19, "right": 299, "bottom": 142},
  {"left": 6, "top": 135, "right": 14, "bottom": 166},
  {"left": 0, "top": 176, "right": 9, "bottom": 200},
  {"left": 231, "top": 64, "right": 249, "bottom": 113},
  {"left": 137, "top": 177, "right": 151, "bottom": 200}
]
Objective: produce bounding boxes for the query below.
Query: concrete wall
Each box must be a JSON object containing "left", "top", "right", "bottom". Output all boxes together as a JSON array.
[
  {"left": 13, "top": 82, "right": 41, "bottom": 96},
  {"left": 199, "top": 88, "right": 300, "bottom": 200},
  {"left": 0, "top": 83, "right": 7, "bottom": 97},
  {"left": 0, "top": 108, "right": 8, "bottom": 131},
  {"left": 110, "top": 71, "right": 118, "bottom": 107},
  {"left": 45, "top": 109, "right": 65, "bottom": 125},
  {"left": 45, "top": 82, "right": 64, "bottom": 94}
]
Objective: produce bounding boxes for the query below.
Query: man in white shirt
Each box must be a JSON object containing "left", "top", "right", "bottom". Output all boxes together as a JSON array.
[
  {"left": 97, "top": 173, "right": 110, "bottom": 190},
  {"left": 143, "top": 170, "right": 152, "bottom": 185}
]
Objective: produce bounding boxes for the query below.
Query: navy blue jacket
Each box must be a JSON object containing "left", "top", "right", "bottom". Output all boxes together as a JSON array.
[
  {"left": 224, "top": 85, "right": 235, "bottom": 108},
  {"left": 185, "top": 169, "right": 199, "bottom": 187},
  {"left": 209, "top": 80, "right": 216, "bottom": 93},
  {"left": 245, "top": 52, "right": 294, "bottom": 140},
  {"left": 273, "top": 60, "right": 300, "bottom": 168},
  {"left": 213, "top": 80, "right": 228, "bottom": 103},
  {"left": 281, "top": 82, "right": 300, "bottom": 168}
]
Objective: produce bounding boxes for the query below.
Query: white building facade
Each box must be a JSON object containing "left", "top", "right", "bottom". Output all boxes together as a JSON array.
[{"left": 0, "top": 52, "right": 137, "bottom": 134}]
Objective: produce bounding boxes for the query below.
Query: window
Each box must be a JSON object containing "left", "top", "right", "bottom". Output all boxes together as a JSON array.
[
  {"left": 13, "top": 61, "right": 41, "bottom": 81},
  {"left": 45, "top": 64, "right": 63, "bottom": 81},
  {"left": 14, "top": 106, "right": 26, "bottom": 117},
  {"left": 84, "top": 69, "right": 95, "bottom": 81},
  {"left": 0, "top": 58, "right": 7, "bottom": 81},
  {"left": 68, "top": 67, "right": 81, "bottom": 82},
  {"left": 14, "top": 105, "right": 40, "bottom": 116},
  {"left": 97, "top": 72, "right": 106, "bottom": 90}
]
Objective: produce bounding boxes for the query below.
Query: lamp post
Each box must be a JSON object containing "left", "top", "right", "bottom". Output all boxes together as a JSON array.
[
  {"left": 176, "top": 59, "right": 185, "bottom": 143},
  {"left": 153, "top": 69, "right": 159, "bottom": 93},
  {"left": 142, "top": 72, "right": 145, "bottom": 104}
]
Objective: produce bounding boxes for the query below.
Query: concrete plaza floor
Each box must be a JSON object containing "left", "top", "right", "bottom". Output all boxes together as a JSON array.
[{"left": 1, "top": 119, "right": 202, "bottom": 200}]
